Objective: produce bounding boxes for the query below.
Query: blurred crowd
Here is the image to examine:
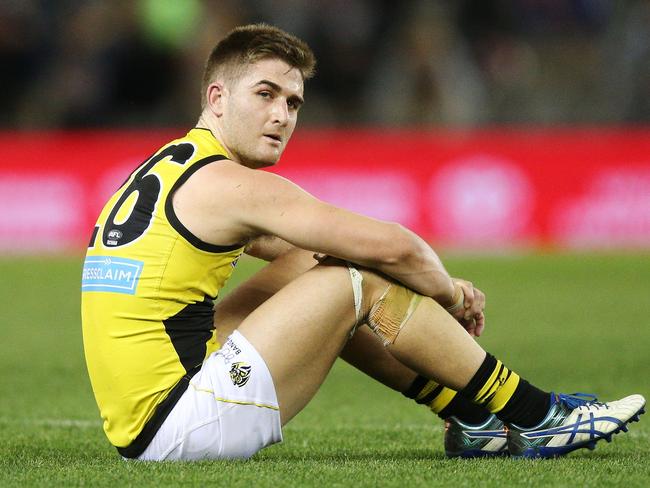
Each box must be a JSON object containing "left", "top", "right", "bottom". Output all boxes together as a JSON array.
[{"left": 2, "top": 0, "right": 649, "bottom": 128}]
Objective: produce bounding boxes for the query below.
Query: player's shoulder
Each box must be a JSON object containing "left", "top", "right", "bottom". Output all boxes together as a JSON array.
[
  {"left": 193, "top": 161, "right": 292, "bottom": 205},
  {"left": 197, "top": 158, "right": 289, "bottom": 188},
  {"left": 172, "top": 129, "right": 300, "bottom": 205},
  {"left": 179, "top": 161, "right": 308, "bottom": 229}
]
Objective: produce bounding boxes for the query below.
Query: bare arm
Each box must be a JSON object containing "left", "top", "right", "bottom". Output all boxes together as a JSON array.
[{"left": 174, "top": 161, "right": 455, "bottom": 305}]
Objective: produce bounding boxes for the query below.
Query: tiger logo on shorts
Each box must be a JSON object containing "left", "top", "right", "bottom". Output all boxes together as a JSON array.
[{"left": 229, "top": 362, "right": 252, "bottom": 387}]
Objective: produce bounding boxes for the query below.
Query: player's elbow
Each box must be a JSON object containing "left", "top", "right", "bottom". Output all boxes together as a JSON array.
[
  {"left": 375, "top": 223, "right": 426, "bottom": 266},
  {"left": 383, "top": 224, "right": 444, "bottom": 275}
]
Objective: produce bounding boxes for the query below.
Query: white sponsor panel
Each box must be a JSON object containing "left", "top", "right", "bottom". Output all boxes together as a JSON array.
[
  {"left": 427, "top": 156, "right": 534, "bottom": 246},
  {"left": 81, "top": 255, "right": 144, "bottom": 294},
  {"left": 0, "top": 175, "right": 83, "bottom": 252},
  {"left": 283, "top": 169, "right": 419, "bottom": 228},
  {"left": 552, "top": 168, "right": 650, "bottom": 247}
]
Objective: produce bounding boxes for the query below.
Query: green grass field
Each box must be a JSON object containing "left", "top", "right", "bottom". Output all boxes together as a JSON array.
[{"left": 1, "top": 252, "right": 649, "bottom": 487}]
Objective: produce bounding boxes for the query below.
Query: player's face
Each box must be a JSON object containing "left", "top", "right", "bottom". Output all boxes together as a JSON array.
[{"left": 220, "top": 58, "right": 304, "bottom": 168}]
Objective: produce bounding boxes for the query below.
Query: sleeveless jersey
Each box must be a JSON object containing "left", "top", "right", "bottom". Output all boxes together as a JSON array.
[{"left": 81, "top": 128, "right": 245, "bottom": 455}]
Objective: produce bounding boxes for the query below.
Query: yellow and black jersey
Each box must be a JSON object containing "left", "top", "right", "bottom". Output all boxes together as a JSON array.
[{"left": 81, "top": 128, "right": 244, "bottom": 457}]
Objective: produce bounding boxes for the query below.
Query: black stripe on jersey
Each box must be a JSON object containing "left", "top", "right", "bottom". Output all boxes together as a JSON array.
[
  {"left": 163, "top": 296, "right": 216, "bottom": 373},
  {"left": 165, "top": 155, "right": 244, "bottom": 253},
  {"left": 193, "top": 127, "right": 215, "bottom": 135},
  {"left": 118, "top": 295, "right": 215, "bottom": 458},
  {"left": 116, "top": 365, "right": 200, "bottom": 458}
]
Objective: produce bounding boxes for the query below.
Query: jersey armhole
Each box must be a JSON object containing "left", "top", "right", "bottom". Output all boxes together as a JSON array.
[{"left": 165, "top": 155, "right": 244, "bottom": 253}]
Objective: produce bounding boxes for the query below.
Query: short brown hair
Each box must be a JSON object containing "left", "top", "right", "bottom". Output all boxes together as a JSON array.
[{"left": 201, "top": 23, "right": 316, "bottom": 108}]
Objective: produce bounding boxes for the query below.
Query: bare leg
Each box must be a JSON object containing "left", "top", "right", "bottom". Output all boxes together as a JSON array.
[
  {"left": 232, "top": 260, "right": 487, "bottom": 424},
  {"left": 389, "top": 301, "right": 485, "bottom": 389},
  {"left": 214, "top": 255, "right": 639, "bottom": 458},
  {"left": 359, "top": 269, "right": 486, "bottom": 390},
  {"left": 215, "top": 250, "right": 418, "bottom": 396},
  {"left": 340, "top": 326, "right": 416, "bottom": 393},
  {"left": 237, "top": 262, "right": 360, "bottom": 424},
  {"left": 213, "top": 249, "right": 318, "bottom": 343},
  {"left": 214, "top": 250, "right": 483, "bottom": 416}
]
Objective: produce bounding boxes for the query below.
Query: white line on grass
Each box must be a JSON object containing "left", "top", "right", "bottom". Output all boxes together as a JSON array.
[{"left": 0, "top": 417, "right": 100, "bottom": 428}]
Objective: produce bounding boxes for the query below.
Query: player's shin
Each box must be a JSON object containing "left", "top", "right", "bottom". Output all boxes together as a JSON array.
[
  {"left": 361, "top": 276, "right": 551, "bottom": 429},
  {"left": 353, "top": 266, "right": 644, "bottom": 458}
]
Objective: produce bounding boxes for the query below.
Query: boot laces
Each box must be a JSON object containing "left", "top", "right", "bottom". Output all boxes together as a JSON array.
[{"left": 555, "top": 392, "right": 607, "bottom": 410}]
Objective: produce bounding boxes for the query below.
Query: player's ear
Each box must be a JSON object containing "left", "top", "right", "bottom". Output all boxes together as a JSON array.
[{"left": 206, "top": 82, "right": 225, "bottom": 117}]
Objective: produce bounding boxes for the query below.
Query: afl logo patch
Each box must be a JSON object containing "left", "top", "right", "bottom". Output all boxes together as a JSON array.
[
  {"left": 229, "top": 362, "right": 252, "bottom": 387},
  {"left": 106, "top": 229, "right": 123, "bottom": 246}
]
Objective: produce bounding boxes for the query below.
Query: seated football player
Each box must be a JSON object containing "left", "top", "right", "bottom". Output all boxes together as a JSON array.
[{"left": 81, "top": 24, "right": 645, "bottom": 461}]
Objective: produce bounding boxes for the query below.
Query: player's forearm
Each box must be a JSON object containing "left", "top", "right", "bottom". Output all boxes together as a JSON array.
[
  {"left": 379, "top": 260, "right": 455, "bottom": 308},
  {"left": 370, "top": 226, "right": 455, "bottom": 306}
]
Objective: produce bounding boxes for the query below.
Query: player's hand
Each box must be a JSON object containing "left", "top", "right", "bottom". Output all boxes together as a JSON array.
[{"left": 446, "top": 278, "right": 486, "bottom": 337}]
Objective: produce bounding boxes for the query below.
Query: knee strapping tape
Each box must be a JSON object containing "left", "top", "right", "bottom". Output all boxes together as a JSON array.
[
  {"left": 346, "top": 263, "right": 364, "bottom": 331},
  {"left": 367, "top": 283, "right": 422, "bottom": 346}
]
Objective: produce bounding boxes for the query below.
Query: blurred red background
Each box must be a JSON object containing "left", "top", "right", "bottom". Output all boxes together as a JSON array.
[{"left": 3, "top": 128, "right": 649, "bottom": 253}]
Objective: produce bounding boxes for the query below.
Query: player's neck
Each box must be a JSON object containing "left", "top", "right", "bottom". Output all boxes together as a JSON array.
[{"left": 196, "top": 114, "right": 238, "bottom": 164}]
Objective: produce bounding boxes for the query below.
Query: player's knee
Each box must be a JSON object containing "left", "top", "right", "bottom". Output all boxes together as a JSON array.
[
  {"left": 347, "top": 265, "right": 423, "bottom": 346},
  {"left": 364, "top": 279, "right": 422, "bottom": 346},
  {"left": 316, "top": 260, "right": 423, "bottom": 345},
  {"left": 357, "top": 268, "right": 393, "bottom": 307},
  {"left": 313, "top": 259, "right": 392, "bottom": 325}
]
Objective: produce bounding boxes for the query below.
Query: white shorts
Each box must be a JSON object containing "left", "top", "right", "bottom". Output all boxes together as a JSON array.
[{"left": 137, "top": 330, "right": 283, "bottom": 461}]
